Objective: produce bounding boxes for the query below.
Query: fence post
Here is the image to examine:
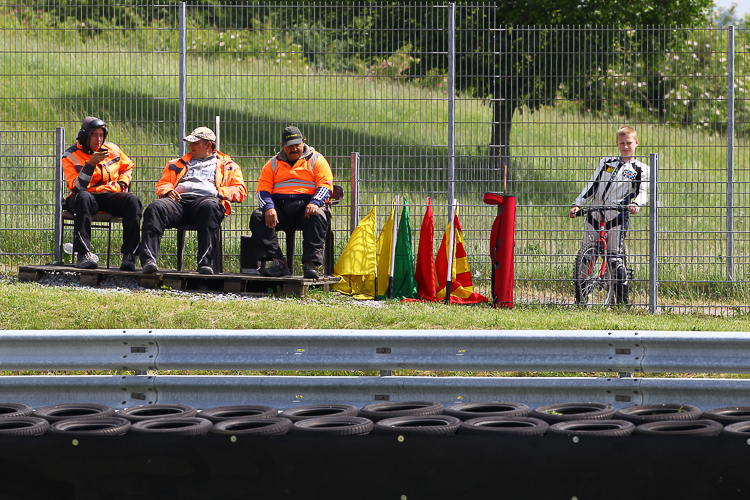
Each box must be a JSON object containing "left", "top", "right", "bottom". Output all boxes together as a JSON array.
[
  {"left": 649, "top": 153, "right": 659, "bottom": 314},
  {"left": 54, "top": 127, "right": 65, "bottom": 264},
  {"left": 447, "top": 2, "right": 455, "bottom": 207},
  {"left": 215, "top": 115, "right": 220, "bottom": 151},
  {"left": 727, "top": 25, "right": 735, "bottom": 282},
  {"left": 350, "top": 152, "right": 359, "bottom": 233},
  {"left": 179, "top": 2, "right": 187, "bottom": 157}
]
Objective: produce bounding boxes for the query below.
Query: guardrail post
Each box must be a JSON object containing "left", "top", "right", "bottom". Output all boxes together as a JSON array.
[
  {"left": 649, "top": 153, "right": 658, "bottom": 313},
  {"left": 727, "top": 25, "right": 735, "bottom": 282},
  {"left": 54, "top": 127, "right": 65, "bottom": 264},
  {"left": 179, "top": 2, "right": 187, "bottom": 156}
]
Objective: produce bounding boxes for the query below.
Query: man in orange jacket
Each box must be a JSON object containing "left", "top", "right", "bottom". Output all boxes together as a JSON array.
[
  {"left": 62, "top": 116, "right": 143, "bottom": 270},
  {"left": 248, "top": 126, "right": 334, "bottom": 279},
  {"left": 140, "top": 127, "right": 247, "bottom": 275}
]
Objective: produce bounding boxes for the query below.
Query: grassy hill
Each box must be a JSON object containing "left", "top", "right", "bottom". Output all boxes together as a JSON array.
[{"left": 2, "top": 11, "right": 749, "bottom": 307}]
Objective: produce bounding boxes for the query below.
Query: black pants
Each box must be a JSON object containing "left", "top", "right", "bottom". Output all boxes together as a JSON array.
[
  {"left": 140, "top": 196, "right": 224, "bottom": 268},
  {"left": 67, "top": 191, "right": 142, "bottom": 256},
  {"left": 248, "top": 202, "right": 330, "bottom": 266}
]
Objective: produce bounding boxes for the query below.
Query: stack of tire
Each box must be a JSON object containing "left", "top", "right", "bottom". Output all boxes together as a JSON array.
[{"left": 3, "top": 401, "right": 750, "bottom": 438}]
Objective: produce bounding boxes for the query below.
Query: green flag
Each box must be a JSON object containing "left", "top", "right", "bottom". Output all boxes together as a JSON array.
[{"left": 392, "top": 198, "right": 418, "bottom": 299}]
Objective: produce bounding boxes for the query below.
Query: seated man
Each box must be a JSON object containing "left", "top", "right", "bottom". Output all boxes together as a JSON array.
[
  {"left": 140, "top": 127, "right": 247, "bottom": 275},
  {"left": 249, "top": 125, "right": 334, "bottom": 279},
  {"left": 62, "top": 116, "right": 143, "bottom": 270}
]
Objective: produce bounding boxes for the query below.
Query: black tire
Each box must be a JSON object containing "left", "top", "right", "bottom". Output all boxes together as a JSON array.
[
  {"left": 547, "top": 419, "right": 635, "bottom": 437},
  {"left": 130, "top": 417, "right": 212, "bottom": 435},
  {"left": 34, "top": 403, "right": 116, "bottom": 422},
  {"left": 722, "top": 421, "right": 750, "bottom": 436},
  {"left": 459, "top": 417, "right": 548, "bottom": 436},
  {"left": 118, "top": 404, "right": 197, "bottom": 422},
  {"left": 0, "top": 402, "right": 33, "bottom": 418},
  {"left": 358, "top": 401, "right": 444, "bottom": 422},
  {"left": 634, "top": 419, "right": 723, "bottom": 437},
  {"left": 574, "top": 244, "right": 614, "bottom": 305},
  {"left": 291, "top": 417, "right": 374, "bottom": 436},
  {"left": 614, "top": 403, "right": 702, "bottom": 424},
  {"left": 702, "top": 406, "right": 750, "bottom": 425},
  {"left": 0, "top": 417, "right": 50, "bottom": 436},
  {"left": 444, "top": 401, "right": 530, "bottom": 421},
  {"left": 373, "top": 415, "right": 461, "bottom": 436},
  {"left": 211, "top": 417, "right": 293, "bottom": 436},
  {"left": 279, "top": 404, "right": 360, "bottom": 422},
  {"left": 48, "top": 417, "right": 131, "bottom": 436},
  {"left": 199, "top": 405, "right": 278, "bottom": 423},
  {"left": 530, "top": 402, "right": 615, "bottom": 423}
]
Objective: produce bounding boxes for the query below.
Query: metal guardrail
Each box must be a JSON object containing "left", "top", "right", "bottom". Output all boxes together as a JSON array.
[
  {"left": 3, "top": 329, "right": 750, "bottom": 373},
  {"left": 2, "top": 329, "right": 750, "bottom": 410},
  {"left": 3, "top": 375, "right": 750, "bottom": 412}
]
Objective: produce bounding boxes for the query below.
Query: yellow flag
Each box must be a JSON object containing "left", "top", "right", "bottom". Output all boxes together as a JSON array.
[
  {"left": 375, "top": 202, "right": 397, "bottom": 298},
  {"left": 332, "top": 207, "right": 378, "bottom": 299}
]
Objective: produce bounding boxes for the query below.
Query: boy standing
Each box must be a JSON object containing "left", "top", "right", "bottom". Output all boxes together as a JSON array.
[{"left": 568, "top": 126, "right": 650, "bottom": 305}]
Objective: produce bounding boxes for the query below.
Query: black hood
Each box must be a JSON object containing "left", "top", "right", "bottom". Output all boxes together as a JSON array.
[{"left": 76, "top": 116, "right": 108, "bottom": 152}]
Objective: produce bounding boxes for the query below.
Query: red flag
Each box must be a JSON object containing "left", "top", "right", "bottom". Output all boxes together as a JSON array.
[
  {"left": 414, "top": 197, "right": 437, "bottom": 301},
  {"left": 435, "top": 213, "right": 488, "bottom": 304}
]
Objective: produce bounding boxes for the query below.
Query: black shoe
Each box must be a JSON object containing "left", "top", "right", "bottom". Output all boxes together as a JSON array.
[
  {"left": 303, "top": 262, "right": 319, "bottom": 279},
  {"left": 142, "top": 259, "right": 158, "bottom": 274},
  {"left": 76, "top": 252, "right": 99, "bottom": 269},
  {"left": 120, "top": 254, "right": 136, "bottom": 271},
  {"left": 261, "top": 258, "right": 290, "bottom": 277},
  {"left": 198, "top": 265, "right": 214, "bottom": 275}
]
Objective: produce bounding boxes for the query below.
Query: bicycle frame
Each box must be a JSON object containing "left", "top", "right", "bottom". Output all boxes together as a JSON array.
[
  {"left": 573, "top": 204, "right": 627, "bottom": 306},
  {"left": 591, "top": 220, "right": 608, "bottom": 279}
]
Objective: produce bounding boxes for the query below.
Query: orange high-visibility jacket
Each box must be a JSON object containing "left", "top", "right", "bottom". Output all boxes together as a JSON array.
[
  {"left": 256, "top": 148, "right": 333, "bottom": 203},
  {"left": 155, "top": 151, "right": 247, "bottom": 215},
  {"left": 62, "top": 141, "right": 134, "bottom": 195}
]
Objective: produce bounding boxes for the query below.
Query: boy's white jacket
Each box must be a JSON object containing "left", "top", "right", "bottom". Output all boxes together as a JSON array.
[{"left": 573, "top": 156, "right": 650, "bottom": 221}]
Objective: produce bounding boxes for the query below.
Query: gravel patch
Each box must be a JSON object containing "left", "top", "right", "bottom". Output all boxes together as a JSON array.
[{"left": 28, "top": 270, "right": 387, "bottom": 306}]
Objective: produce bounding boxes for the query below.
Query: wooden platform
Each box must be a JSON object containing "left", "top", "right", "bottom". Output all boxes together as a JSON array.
[{"left": 18, "top": 265, "right": 341, "bottom": 297}]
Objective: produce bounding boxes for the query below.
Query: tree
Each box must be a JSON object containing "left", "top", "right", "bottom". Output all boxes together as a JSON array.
[
  {"left": 277, "top": 0, "right": 713, "bottom": 160},
  {"left": 417, "top": 0, "right": 712, "bottom": 160}
]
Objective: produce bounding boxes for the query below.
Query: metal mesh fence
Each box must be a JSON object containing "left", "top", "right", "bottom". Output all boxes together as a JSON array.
[{"left": 1, "top": 2, "right": 749, "bottom": 312}]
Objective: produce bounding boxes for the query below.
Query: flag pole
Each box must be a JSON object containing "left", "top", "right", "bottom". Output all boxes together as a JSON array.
[
  {"left": 387, "top": 196, "right": 399, "bottom": 299},
  {"left": 373, "top": 197, "right": 378, "bottom": 301},
  {"left": 445, "top": 198, "right": 457, "bottom": 304}
]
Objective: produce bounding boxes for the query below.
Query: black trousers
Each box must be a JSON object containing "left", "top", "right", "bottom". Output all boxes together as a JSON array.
[
  {"left": 248, "top": 203, "right": 330, "bottom": 266},
  {"left": 140, "top": 196, "right": 224, "bottom": 268},
  {"left": 67, "top": 191, "right": 142, "bottom": 256}
]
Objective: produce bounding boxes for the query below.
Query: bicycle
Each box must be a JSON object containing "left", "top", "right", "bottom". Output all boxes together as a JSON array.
[{"left": 571, "top": 205, "right": 629, "bottom": 306}]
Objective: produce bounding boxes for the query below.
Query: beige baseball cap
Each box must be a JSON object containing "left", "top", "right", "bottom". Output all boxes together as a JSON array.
[{"left": 183, "top": 127, "right": 216, "bottom": 143}]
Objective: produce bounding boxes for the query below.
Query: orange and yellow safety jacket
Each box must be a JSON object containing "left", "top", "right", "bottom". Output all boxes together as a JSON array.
[
  {"left": 255, "top": 146, "right": 333, "bottom": 212},
  {"left": 155, "top": 151, "right": 247, "bottom": 215},
  {"left": 62, "top": 141, "right": 134, "bottom": 195}
]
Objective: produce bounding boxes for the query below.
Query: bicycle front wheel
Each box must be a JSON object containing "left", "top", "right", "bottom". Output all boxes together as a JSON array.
[{"left": 574, "top": 244, "right": 614, "bottom": 306}]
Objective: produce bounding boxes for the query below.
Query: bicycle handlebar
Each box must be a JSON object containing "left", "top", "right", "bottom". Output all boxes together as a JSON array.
[{"left": 572, "top": 204, "right": 628, "bottom": 218}]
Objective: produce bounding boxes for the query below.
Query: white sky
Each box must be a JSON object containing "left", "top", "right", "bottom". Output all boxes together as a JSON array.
[{"left": 714, "top": 0, "right": 750, "bottom": 17}]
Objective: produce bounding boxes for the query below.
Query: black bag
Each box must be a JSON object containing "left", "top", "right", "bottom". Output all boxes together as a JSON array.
[{"left": 282, "top": 199, "right": 306, "bottom": 217}]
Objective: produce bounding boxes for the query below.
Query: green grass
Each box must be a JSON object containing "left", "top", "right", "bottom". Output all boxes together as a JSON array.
[{"left": 3, "top": 279, "right": 749, "bottom": 331}]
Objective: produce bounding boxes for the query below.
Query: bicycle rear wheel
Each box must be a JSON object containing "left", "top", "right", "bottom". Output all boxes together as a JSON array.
[{"left": 574, "top": 244, "right": 614, "bottom": 305}]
